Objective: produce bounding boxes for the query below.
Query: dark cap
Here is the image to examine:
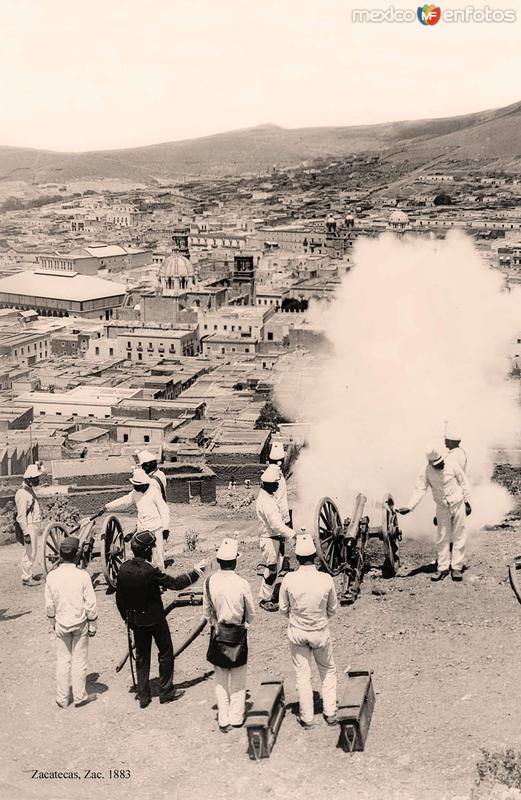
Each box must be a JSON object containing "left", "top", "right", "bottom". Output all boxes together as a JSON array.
[
  {"left": 131, "top": 530, "right": 156, "bottom": 549},
  {"left": 60, "top": 536, "right": 80, "bottom": 555}
]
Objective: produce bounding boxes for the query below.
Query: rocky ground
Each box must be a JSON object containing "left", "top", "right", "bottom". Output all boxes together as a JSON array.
[{"left": 2, "top": 487, "right": 521, "bottom": 800}]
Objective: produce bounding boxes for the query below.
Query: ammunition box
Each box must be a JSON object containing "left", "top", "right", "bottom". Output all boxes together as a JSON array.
[
  {"left": 336, "top": 670, "right": 375, "bottom": 753},
  {"left": 246, "top": 680, "right": 285, "bottom": 760}
]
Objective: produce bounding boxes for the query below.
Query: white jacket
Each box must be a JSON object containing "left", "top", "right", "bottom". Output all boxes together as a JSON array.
[
  {"left": 274, "top": 473, "right": 290, "bottom": 524},
  {"left": 150, "top": 468, "right": 167, "bottom": 498},
  {"left": 445, "top": 446, "right": 467, "bottom": 472},
  {"left": 407, "top": 461, "right": 471, "bottom": 511},
  {"left": 106, "top": 486, "right": 169, "bottom": 532},
  {"left": 256, "top": 488, "right": 294, "bottom": 540}
]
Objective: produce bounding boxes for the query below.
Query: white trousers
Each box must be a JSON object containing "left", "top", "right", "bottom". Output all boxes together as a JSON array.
[
  {"left": 214, "top": 664, "right": 247, "bottom": 727},
  {"left": 288, "top": 625, "right": 337, "bottom": 724},
  {"left": 55, "top": 620, "right": 89, "bottom": 706},
  {"left": 436, "top": 499, "right": 467, "bottom": 572},
  {"left": 150, "top": 527, "right": 165, "bottom": 572},
  {"left": 258, "top": 537, "right": 283, "bottom": 601},
  {"left": 21, "top": 523, "right": 42, "bottom": 581}
]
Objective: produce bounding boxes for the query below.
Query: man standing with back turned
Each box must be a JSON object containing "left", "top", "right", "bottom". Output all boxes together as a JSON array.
[
  {"left": 116, "top": 531, "right": 206, "bottom": 708},
  {"left": 45, "top": 536, "right": 98, "bottom": 708},
  {"left": 279, "top": 533, "right": 338, "bottom": 730}
]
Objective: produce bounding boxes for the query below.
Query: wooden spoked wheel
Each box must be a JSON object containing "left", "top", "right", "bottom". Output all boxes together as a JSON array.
[
  {"left": 42, "top": 522, "right": 69, "bottom": 577},
  {"left": 315, "top": 497, "right": 345, "bottom": 576},
  {"left": 381, "top": 495, "right": 400, "bottom": 578},
  {"left": 509, "top": 556, "right": 521, "bottom": 605},
  {"left": 100, "top": 515, "right": 125, "bottom": 588}
]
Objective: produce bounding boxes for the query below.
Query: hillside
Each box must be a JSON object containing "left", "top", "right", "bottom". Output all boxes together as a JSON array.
[{"left": 1, "top": 100, "right": 521, "bottom": 185}]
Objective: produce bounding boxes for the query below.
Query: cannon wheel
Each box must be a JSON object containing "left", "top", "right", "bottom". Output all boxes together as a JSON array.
[
  {"left": 100, "top": 516, "right": 126, "bottom": 588},
  {"left": 381, "top": 495, "right": 400, "bottom": 578},
  {"left": 42, "top": 521, "right": 69, "bottom": 577},
  {"left": 509, "top": 556, "right": 521, "bottom": 604},
  {"left": 315, "top": 497, "right": 345, "bottom": 576}
]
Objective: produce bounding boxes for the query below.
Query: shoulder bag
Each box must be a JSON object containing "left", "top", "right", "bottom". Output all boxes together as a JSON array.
[{"left": 205, "top": 575, "right": 248, "bottom": 669}]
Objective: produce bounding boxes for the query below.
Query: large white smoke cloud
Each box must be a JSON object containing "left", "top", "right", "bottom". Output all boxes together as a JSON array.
[{"left": 277, "top": 232, "right": 521, "bottom": 539}]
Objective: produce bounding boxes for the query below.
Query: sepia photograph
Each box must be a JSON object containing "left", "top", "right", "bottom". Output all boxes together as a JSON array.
[{"left": 1, "top": 1, "right": 521, "bottom": 798}]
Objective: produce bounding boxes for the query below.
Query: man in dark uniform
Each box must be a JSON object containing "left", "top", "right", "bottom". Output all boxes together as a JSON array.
[{"left": 116, "top": 531, "right": 206, "bottom": 708}]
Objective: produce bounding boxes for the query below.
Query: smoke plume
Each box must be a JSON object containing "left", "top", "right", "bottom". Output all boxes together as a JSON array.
[{"left": 276, "top": 232, "right": 520, "bottom": 538}]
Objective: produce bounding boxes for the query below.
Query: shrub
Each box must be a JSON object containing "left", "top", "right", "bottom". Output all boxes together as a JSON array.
[
  {"left": 184, "top": 529, "right": 200, "bottom": 552},
  {"left": 44, "top": 496, "right": 81, "bottom": 530},
  {"left": 475, "top": 748, "right": 521, "bottom": 792}
]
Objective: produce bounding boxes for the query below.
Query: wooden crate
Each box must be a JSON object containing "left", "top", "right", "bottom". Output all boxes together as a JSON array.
[
  {"left": 336, "top": 670, "right": 375, "bottom": 753},
  {"left": 246, "top": 680, "right": 285, "bottom": 760}
]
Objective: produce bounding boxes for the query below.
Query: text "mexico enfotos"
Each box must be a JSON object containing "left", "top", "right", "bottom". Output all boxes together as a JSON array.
[{"left": 351, "top": 5, "right": 516, "bottom": 23}]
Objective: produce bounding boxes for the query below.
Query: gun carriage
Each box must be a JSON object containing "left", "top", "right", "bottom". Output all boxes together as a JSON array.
[
  {"left": 315, "top": 493, "right": 402, "bottom": 605},
  {"left": 41, "top": 512, "right": 127, "bottom": 589}
]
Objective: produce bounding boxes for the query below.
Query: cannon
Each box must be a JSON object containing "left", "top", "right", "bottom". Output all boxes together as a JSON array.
[
  {"left": 41, "top": 512, "right": 127, "bottom": 589},
  {"left": 314, "top": 493, "right": 402, "bottom": 605}
]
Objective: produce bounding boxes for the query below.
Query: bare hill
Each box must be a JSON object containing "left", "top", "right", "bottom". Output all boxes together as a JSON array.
[{"left": 1, "top": 101, "right": 521, "bottom": 184}]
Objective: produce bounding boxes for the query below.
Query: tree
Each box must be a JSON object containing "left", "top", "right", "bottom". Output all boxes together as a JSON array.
[
  {"left": 255, "top": 400, "right": 289, "bottom": 431},
  {"left": 433, "top": 193, "right": 453, "bottom": 206}
]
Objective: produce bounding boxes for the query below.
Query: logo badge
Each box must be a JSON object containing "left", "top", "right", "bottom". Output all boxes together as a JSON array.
[{"left": 417, "top": 4, "right": 441, "bottom": 25}]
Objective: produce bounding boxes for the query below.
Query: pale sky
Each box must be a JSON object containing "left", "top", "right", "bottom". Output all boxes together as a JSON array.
[{"left": 1, "top": 0, "right": 520, "bottom": 151}]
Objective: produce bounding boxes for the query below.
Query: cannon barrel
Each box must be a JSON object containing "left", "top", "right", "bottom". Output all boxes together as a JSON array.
[{"left": 346, "top": 493, "right": 367, "bottom": 538}]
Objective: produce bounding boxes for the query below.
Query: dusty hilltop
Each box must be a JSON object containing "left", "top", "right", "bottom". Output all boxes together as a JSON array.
[{"left": 2, "top": 482, "right": 521, "bottom": 800}]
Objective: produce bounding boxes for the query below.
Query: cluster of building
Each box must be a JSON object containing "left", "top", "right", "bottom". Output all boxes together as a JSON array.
[{"left": 0, "top": 156, "right": 519, "bottom": 505}]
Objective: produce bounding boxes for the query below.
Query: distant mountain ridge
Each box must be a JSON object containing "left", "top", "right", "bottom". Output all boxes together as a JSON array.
[{"left": 1, "top": 100, "right": 521, "bottom": 184}]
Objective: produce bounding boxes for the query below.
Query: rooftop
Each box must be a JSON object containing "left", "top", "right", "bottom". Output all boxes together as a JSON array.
[
  {"left": 52, "top": 455, "right": 134, "bottom": 479},
  {"left": 79, "top": 245, "right": 128, "bottom": 258},
  {"left": 0, "top": 271, "right": 127, "bottom": 302},
  {"left": 67, "top": 426, "right": 110, "bottom": 442}
]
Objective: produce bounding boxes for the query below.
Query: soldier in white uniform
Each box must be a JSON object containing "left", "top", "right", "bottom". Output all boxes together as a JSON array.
[
  {"left": 136, "top": 450, "right": 167, "bottom": 501},
  {"left": 444, "top": 426, "right": 468, "bottom": 472},
  {"left": 279, "top": 534, "right": 338, "bottom": 730},
  {"left": 202, "top": 537, "right": 255, "bottom": 732},
  {"left": 136, "top": 450, "right": 171, "bottom": 556},
  {"left": 104, "top": 468, "right": 170, "bottom": 571},
  {"left": 45, "top": 536, "right": 98, "bottom": 708},
  {"left": 16, "top": 463, "right": 44, "bottom": 587},
  {"left": 398, "top": 446, "right": 472, "bottom": 582},
  {"left": 255, "top": 464, "right": 294, "bottom": 612},
  {"left": 268, "top": 440, "right": 290, "bottom": 525}
]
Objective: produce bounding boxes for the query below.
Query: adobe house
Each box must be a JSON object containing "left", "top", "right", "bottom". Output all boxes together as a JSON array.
[{"left": 163, "top": 462, "right": 216, "bottom": 503}]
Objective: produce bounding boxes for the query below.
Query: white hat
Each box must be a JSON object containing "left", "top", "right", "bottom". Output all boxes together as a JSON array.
[
  {"left": 217, "top": 537, "right": 240, "bottom": 560},
  {"left": 444, "top": 425, "right": 461, "bottom": 442},
  {"left": 24, "top": 463, "right": 43, "bottom": 479},
  {"left": 261, "top": 464, "right": 281, "bottom": 483},
  {"left": 136, "top": 449, "right": 157, "bottom": 465},
  {"left": 295, "top": 534, "right": 317, "bottom": 557},
  {"left": 129, "top": 467, "right": 151, "bottom": 485},
  {"left": 269, "top": 441, "right": 285, "bottom": 461},
  {"left": 426, "top": 447, "right": 445, "bottom": 467}
]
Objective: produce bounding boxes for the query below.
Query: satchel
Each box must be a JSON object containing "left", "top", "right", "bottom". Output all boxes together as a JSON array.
[
  {"left": 205, "top": 576, "right": 248, "bottom": 669},
  {"left": 14, "top": 492, "right": 35, "bottom": 545},
  {"left": 14, "top": 519, "right": 25, "bottom": 545}
]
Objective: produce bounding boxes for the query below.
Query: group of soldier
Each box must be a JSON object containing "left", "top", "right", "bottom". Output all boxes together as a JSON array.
[{"left": 15, "top": 427, "right": 472, "bottom": 730}]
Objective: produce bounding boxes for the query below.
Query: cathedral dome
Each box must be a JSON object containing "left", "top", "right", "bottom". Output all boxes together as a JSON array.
[
  {"left": 161, "top": 253, "right": 195, "bottom": 280},
  {"left": 158, "top": 252, "right": 197, "bottom": 297}
]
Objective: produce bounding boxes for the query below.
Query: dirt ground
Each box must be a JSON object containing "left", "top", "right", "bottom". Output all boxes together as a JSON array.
[{"left": 2, "top": 487, "right": 521, "bottom": 800}]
